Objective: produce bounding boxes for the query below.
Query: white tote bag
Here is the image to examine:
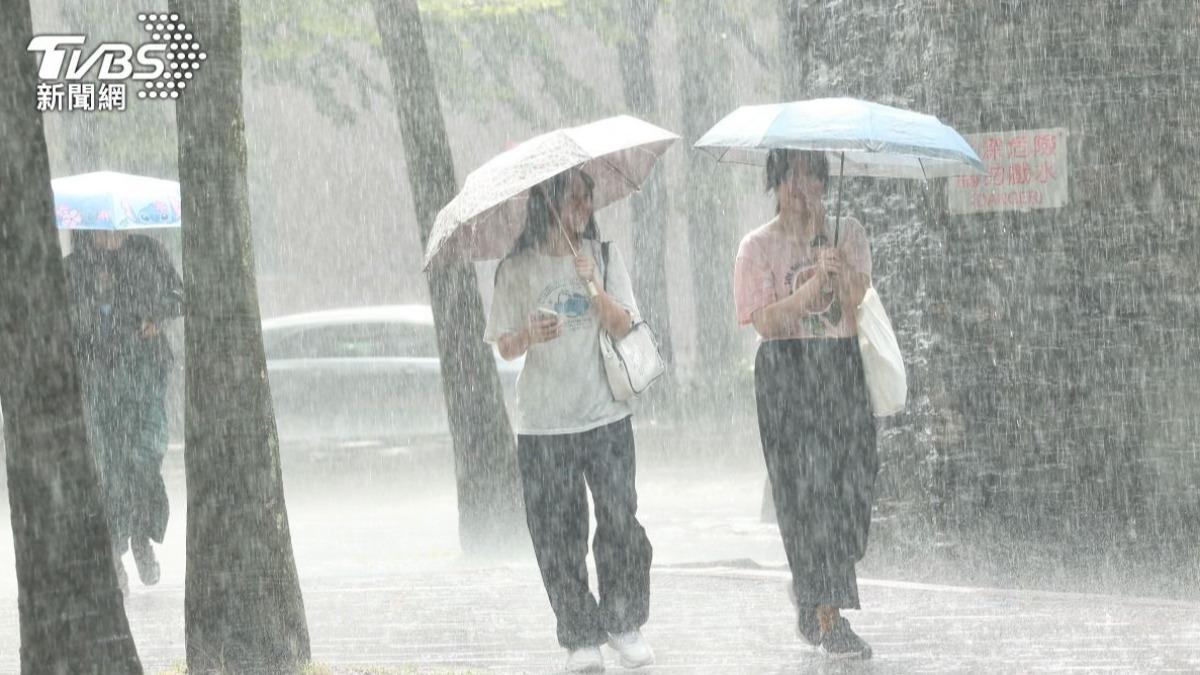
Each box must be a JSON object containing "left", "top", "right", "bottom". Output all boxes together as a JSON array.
[
  {"left": 856, "top": 286, "right": 906, "bottom": 417},
  {"left": 598, "top": 242, "right": 665, "bottom": 401}
]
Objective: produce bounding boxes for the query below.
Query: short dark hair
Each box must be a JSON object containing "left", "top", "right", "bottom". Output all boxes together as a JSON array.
[{"left": 765, "top": 149, "right": 830, "bottom": 192}]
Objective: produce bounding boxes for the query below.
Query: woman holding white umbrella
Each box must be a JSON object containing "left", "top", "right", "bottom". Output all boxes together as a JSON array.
[
  {"left": 488, "top": 168, "right": 652, "bottom": 672},
  {"left": 428, "top": 116, "right": 676, "bottom": 673}
]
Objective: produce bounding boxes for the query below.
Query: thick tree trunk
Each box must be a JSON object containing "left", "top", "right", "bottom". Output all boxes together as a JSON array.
[
  {"left": 169, "top": 1, "right": 311, "bottom": 671},
  {"left": 674, "top": 0, "right": 740, "bottom": 407},
  {"left": 372, "top": 0, "right": 525, "bottom": 554},
  {"left": 0, "top": 1, "right": 143, "bottom": 672},
  {"left": 624, "top": 1, "right": 672, "bottom": 357},
  {"left": 618, "top": 0, "right": 675, "bottom": 411}
]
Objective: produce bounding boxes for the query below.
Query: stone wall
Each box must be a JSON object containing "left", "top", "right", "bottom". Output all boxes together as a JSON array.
[{"left": 782, "top": 0, "right": 1200, "bottom": 555}]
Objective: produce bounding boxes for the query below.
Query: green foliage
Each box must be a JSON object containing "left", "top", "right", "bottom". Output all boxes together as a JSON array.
[
  {"left": 421, "top": 0, "right": 567, "bottom": 18},
  {"left": 240, "top": 0, "right": 621, "bottom": 127},
  {"left": 243, "top": 0, "right": 382, "bottom": 126}
]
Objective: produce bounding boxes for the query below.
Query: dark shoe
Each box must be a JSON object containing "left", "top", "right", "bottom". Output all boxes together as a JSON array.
[
  {"left": 820, "top": 617, "right": 872, "bottom": 660},
  {"left": 798, "top": 605, "right": 821, "bottom": 647},
  {"left": 131, "top": 538, "right": 160, "bottom": 586},
  {"left": 788, "top": 584, "right": 821, "bottom": 647}
]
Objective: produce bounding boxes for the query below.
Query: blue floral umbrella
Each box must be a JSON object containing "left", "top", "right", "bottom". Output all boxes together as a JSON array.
[{"left": 52, "top": 171, "right": 181, "bottom": 230}]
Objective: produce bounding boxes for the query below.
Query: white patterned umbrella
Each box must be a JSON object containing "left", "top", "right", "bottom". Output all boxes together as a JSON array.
[{"left": 422, "top": 115, "right": 678, "bottom": 270}]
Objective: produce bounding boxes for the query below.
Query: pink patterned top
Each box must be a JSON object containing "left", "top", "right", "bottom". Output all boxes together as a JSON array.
[{"left": 734, "top": 216, "right": 872, "bottom": 340}]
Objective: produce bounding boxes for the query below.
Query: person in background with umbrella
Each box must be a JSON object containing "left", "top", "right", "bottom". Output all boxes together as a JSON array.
[
  {"left": 65, "top": 228, "right": 182, "bottom": 595},
  {"left": 486, "top": 168, "right": 655, "bottom": 673},
  {"left": 733, "top": 149, "right": 877, "bottom": 659}
]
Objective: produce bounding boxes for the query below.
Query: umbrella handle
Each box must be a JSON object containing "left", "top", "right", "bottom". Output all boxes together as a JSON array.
[
  {"left": 537, "top": 185, "right": 599, "bottom": 296},
  {"left": 833, "top": 152, "right": 845, "bottom": 247}
]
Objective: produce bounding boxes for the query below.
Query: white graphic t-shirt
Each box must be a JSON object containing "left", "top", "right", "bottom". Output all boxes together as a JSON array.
[{"left": 484, "top": 240, "right": 637, "bottom": 435}]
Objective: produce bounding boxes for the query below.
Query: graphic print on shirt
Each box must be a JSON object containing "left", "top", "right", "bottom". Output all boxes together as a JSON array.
[
  {"left": 535, "top": 279, "right": 592, "bottom": 332},
  {"left": 783, "top": 260, "right": 842, "bottom": 336}
]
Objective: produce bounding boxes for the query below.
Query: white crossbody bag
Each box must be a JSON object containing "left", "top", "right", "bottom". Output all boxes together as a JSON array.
[{"left": 597, "top": 242, "right": 666, "bottom": 401}]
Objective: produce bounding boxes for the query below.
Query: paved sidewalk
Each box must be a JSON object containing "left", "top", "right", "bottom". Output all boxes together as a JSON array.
[
  {"left": 3, "top": 444, "right": 1199, "bottom": 673},
  {"left": 6, "top": 562, "right": 1195, "bottom": 674}
]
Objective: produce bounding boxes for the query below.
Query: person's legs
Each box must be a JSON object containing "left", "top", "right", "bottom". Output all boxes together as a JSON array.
[
  {"left": 755, "top": 342, "right": 822, "bottom": 644},
  {"left": 518, "top": 433, "right": 607, "bottom": 650},
  {"left": 581, "top": 417, "right": 653, "bottom": 668},
  {"left": 131, "top": 361, "right": 170, "bottom": 543},
  {"left": 582, "top": 417, "right": 652, "bottom": 636},
  {"left": 811, "top": 341, "right": 878, "bottom": 659},
  {"left": 758, "top": 339, "right": 876, "bottom": 652},
  {"left": 110, "top": 359, "right": 167, "bottom": 586}
]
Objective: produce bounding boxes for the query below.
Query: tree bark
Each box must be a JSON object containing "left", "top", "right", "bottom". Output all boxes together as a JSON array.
[
  {"left": 371, "top": 0, "right": 525, "bottom": 554},
  {"left": 618, "top": 0, "right": 676, "bottom": 413},
  {"left": 169, "top": 1, "right": 311, "bottom": 671},
  {"left": 0, "top": 1, "right": 143, "bottom": 672}
]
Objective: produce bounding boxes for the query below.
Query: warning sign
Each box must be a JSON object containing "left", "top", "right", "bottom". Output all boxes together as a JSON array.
[{"left": 947, "top": 127, "right": 1069, "bottom": 214}]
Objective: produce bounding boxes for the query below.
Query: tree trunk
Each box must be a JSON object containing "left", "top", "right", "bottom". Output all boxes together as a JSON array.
[
  {"left": 169, "top": 1, "right": 311, "bottom": 671},
  {"left": 618, "top": 0, "right": 675, "bottom": 411},
  {"left": 674, "top": 0, "right": 740, "bottom": 408},
  {"left": 0, "top": 1, "right": 143, "bottom": 672},
  {"left": 371, "top": 0, "right": 525, "bottom": 554}
]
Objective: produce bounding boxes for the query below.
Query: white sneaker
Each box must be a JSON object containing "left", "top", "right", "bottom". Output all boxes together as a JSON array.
[
  {"left": 607, "top": 630, "right": 655, "bottom": 668},
  {"left": 565, "top": 645, "right": 605, "bottom": 672}
]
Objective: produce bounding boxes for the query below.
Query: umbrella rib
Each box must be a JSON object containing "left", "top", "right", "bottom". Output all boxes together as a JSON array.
[{"left": 595, "top": 152, "right": 643, "bottom": 194}]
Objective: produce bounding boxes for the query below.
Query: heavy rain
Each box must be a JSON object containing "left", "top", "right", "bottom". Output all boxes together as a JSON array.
[{"left": 0, "top": 1, "right": 1197, "bottom": 673}]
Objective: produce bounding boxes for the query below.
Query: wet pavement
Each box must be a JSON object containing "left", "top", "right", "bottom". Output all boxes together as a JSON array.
[{"left": 2, "top": 432, "right": 1199, "bottom": 673}]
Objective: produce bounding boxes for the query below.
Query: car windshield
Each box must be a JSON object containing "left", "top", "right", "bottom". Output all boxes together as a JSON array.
[{"left": 267, "top": 321, "right": 438, "bottom": 360}]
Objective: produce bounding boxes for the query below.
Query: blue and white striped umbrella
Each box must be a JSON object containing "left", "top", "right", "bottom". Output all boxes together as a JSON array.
[
  {"left": 52, "top": 171, "right": 182, "bottom": 230},
  {"left": 695, "top": 97, "right": 984, "bottom": 179}
]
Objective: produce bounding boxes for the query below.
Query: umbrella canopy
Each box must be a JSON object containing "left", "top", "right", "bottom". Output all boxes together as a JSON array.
[
  {"left": 694, "top": 97, "right": 984, "bottom": 179},
  {"left": 423, "top": 115, "right": 678, "bottom": 269},
  {"left": 52, "top": 171, "right": 182, "bottom": 230}
]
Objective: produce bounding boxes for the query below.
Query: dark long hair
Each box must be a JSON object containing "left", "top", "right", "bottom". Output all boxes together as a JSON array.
[{"left": 509, "top": 168, "right": 599, "bottom": 256}]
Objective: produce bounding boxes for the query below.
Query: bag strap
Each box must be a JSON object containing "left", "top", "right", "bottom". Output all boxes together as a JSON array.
[
  {"left": 599, "top": 241, "right": 645, "bottom": 329},
  {"left": 600, "top": 240, "right": 610, "bottom": 288},
  {"left": 493, "top": 256, "right": 506, "bottom": 287}
]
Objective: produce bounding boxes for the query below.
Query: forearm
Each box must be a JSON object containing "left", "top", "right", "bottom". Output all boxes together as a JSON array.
[
  {"left": 159, "top": 288, "right": 184, "bottom": 320},
  {"left": 752, "top": 275, "right": 828, "bottom": 338},
  {"left": 145, "top": 290, "right": 183, "bottom": 323},
  {"left": 593, "top": 290, "right": 633, "bottom": 340},
  {"left": 838, "top": 270, "right": 869, "bottom": 313}
]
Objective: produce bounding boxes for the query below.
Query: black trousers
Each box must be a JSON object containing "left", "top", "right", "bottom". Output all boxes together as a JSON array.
[
  {"left": 755, "top": 338, "right": 878, "bottom": 610},
  {"left": 82, "top": 357, "right": 171, "bottom": 555},
  {"left": 517, "top": 416, "right": 653, "bottom": 649}
]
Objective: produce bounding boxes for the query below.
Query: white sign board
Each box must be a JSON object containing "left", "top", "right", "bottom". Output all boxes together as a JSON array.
[{"left": 947, "top": 127, "right": 1069, "bottom": 214}]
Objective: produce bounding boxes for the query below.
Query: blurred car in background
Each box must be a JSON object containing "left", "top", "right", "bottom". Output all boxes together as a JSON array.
[{"left": 262, "top": 305, "right": 521, "bottom": 447}]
